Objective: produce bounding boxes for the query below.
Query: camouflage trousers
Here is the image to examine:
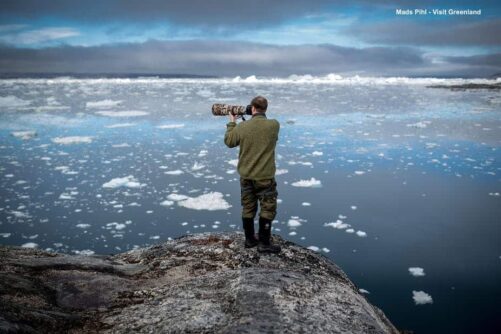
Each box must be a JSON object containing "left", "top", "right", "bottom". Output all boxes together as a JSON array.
[{"left": 240, "top": 177, "right": 278, "bottom": 220}]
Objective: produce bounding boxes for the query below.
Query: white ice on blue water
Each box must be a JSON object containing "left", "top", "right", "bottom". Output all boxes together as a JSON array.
[
  {"left": 412, "top": 290, "right": 433, "bottom": 305},
  {"left": 408, "top": 267, "right": 426, "bottom": 277},
  {"left": 51, "top": 136, "right": 93, "bottom": 145},
  {"left": 291, "top": 177, "right": 322, "bottom": 187},
  {"left": 102, "top": 176, "right": 144, "bottom": 189}
]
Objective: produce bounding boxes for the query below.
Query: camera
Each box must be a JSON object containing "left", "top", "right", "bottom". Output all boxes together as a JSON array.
[{"left": 212, "top": 104, "right": 252, "bottom": 116}]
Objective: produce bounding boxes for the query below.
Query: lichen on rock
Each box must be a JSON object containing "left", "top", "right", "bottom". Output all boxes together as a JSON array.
[{"left": 0, "top": 232, "right": 401, "bottom": 333}]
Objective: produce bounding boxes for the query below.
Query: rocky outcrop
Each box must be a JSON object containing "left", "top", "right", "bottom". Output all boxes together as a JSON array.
[{"left": 0, "top": 232, "right": 401, "bottom": 333}]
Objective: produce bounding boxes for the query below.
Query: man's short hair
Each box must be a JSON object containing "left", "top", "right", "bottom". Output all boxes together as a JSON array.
[{"left": 251, "top": 96, "right": 268, "bottom": 112}]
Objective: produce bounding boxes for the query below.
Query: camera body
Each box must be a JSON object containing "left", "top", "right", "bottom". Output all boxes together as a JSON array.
[{"left": 212, "top": 104, "right": 253, "bottom": 116}]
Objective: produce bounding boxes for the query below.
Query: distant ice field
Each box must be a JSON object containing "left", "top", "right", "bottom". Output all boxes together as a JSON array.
[{"left": 0, "top": 76, "right": 500, "bottom": 334}]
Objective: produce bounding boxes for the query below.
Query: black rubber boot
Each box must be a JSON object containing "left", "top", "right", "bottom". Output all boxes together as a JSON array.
[
  {"left": 257, "top": 217, "right": 281, "bottom": 254},
  {"left": 242, "top": 217, "right": 258, "bottom": 248}
]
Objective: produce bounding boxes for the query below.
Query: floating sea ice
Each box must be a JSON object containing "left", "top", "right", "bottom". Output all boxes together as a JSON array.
[
  {"left": 287, "top": 218, "right": 303, "bottom": 227},
  {"left": 354, "top": 171, "right": 366, "bottom": 175},
  {"left": 228, "top": 159, "right": 238, "bottom": 167},
  {"left": 107, "top": 222, "right": 126, "bottom": 230},
  {"left": 52, "top": 136, "right": 93, "bottom": 145},
  {"left": 160, "top": 200, "right": 174, "bottom": 206},
  {"left": 406, "top": 121, "right": 430, "bottom": 128},
  {"left": 356, "top": 230, "right": 367, "bottom": 237},
  {"left": 408, "top": 267, "right": 426, "bottom": 277},
  {"left": 289, "top": 231, "right": 297, "bottom": 236},
  {"left": 10, "top": 210, "right": 31, "bottom": 218},
  {"left": 112, "top": 143, "right": 130, "bottom": 148},
  {"left": 156, "top": 124, "right": 185, "bottom": 129},
  {"left": 76, "top": 223, "right": 91, "bottom": 229},
  {"left": 102, "top": 175, "right": 144, "bottom": 189},
  {"left": 95, "top": 110, "right": 149, "bottom": 117},
  {"left": 322, "top": 247, "right": 330, "bottom": 253},
  {"left": 346, "top": 228, "right": 355, "bottom": 233},
  {"left": 324, "top": 220, "right": 350, "bottom": 229},
  {"left": 307, "top": 246, "right": 320, "bottom": 252},
  {"left": 86, "top": 99, "right": 122, "bottom": 108},
  {"left": 359, "top": 289, "right": 370, "bottom": 294},
  {"left": 275, "top": 169, "right": 289, "bottom": 175},
  {"left": 11, "top": 130, "right": 37, "bottom": 140},
  {"left": 0, "top": 233, "right": 11, "bottom": 238},
  {"left": 167, "top": 194, "right": 189, "bottom": 201},
  {"left": 291, "top": 177, "right": 322, "bottom": 188},
  {"left": 0, "top": 95, "right": 31, "bottom": 108},
  {"left": 198, "top": 150, "right": 208, "bottom": 157},
  {"left": 302, "top": 202, "right": 311, "bottom": 206},
  {"left": 312, "top": 151, "right": 323, "bottom": 156},
  {"left": 164, "top": 170, "right": 184, "bottom": 175},
  {"left": 21, "top": 242, "right": 38, "bottom": 248},
  {"left": 351, "top": 205, "right": 357, "bottom": 210},
  {"left": 412, "top": 290, "right": 433, "bottom": 305},
  {"left": 105, "top": 123, "right": 136, "bottom": 128},
  {"left": 73, "top": 249, "right": 96, "bottom": 256},
  {"left": 191, "top": 162, "right": 206, "bottom": 171},
  {"left": 176, "top": 192, "right": 231, "bottom": 211},
  {"left": 488, "top": 192, "right": 500, "bottom": 197}
]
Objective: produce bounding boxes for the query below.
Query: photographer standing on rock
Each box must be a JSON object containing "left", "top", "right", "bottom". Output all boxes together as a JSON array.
[{"left": 224, "top": 96, "right": 281, "bottom": 253}]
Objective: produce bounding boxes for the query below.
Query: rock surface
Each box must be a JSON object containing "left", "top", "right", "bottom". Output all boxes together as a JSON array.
[{"left": 0, "top": 232, "right": 402, "bottom": 333}]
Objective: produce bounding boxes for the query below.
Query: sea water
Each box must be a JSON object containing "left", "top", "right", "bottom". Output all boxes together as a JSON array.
[{"left": 1, "top": 75, "right": 500, "bottom": 333}]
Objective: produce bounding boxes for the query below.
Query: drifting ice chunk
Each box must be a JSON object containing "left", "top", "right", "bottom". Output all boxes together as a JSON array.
[
  {"left": 408, "top": 267, "right": 426, "bottom": 277},
  {"left": 11, "top": 130, "right": 37, "bottom": 140},
  {"left": 52, "top": 136, "right": 93, "bottom": 145},
  {"left": 291, "top": 177, "right": 322, "bottom": 188},
  {"left": 102, "top": 175, "right": 143, "bottom": 189},
  {"left": 412, "top": 290, "right": 433, "bottom": 305},
  {"left": 174, "top": 192, "right": 231, "bottom": 211}
]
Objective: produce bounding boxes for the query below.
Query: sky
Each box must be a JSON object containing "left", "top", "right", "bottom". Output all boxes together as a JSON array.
[{"left": 0, "top": 0, "right": 499, "bottom": 77}]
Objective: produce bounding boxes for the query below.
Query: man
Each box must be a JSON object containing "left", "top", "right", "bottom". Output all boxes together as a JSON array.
[{"left": 224, "top": 96, "right": 281, "bottom": 253}]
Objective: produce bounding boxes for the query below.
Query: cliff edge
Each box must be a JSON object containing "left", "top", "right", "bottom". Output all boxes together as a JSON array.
[{"left": 0, "top": 232, "right": 401, "bottom": 333}]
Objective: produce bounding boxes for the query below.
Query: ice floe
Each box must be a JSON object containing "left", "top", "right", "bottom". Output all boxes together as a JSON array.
[
  {"left": 86, "top": 99, "right": 122, "bottom": 108},
  {"left": 156, "top": 124, "right": 185, "bottom": 129},
  {"left": 21, "top": 242, "right": 38, "bottom": 248},
  {"left": 11, "top": 130, "right": 37, "bottom": 140},
  {"left": 95, "top": 110, "right": 149, "bottom": 117},
  {"left": 324, "top": 220, "right": 350, "bottom": 229},
  {"left": 102, "top": 175, "right": 144, "bottom": 189},
  {"left": 291, "top": 177, "right": 322, "bottom": 188},
  {"left": 356, "top": 230, "right": 367, "bottom": 237},
  {"left": 0, "top": 95, "right": 31, "bottom": 108},
  {"left": 105, "top": 123, "right": 136, "bottom": 128},
  {"left": 164, "top": 170, "right": 184, "bottom": 175},
  {"left": 408, "top": 267, "right": 426, "bottom": 277},
  {"left": 51, "top": 136, "right": 93, "bottom": 145},
  {"left": 169, "top": 192, "right": 231, "bottom": 211},
  {"left": 412, "top": 290, "right": 433, "bottom": 305}
]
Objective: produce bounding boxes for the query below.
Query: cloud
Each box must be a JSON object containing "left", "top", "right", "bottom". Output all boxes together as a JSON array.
[
  {"left": 0, "top": 39, "right": 498, "bottom": 77},
  {"left": 0, "top": 0, "right": 334, "bottom": 29},
  {"left": 0, "top": 27, "right": 80, "bottom": 45},
  {"left": 347, "top": 19, "right": 501, "bottom": 46}
]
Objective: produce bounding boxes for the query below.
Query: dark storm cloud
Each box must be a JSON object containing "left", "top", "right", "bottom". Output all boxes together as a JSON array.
[
  {"left": 0, "top": 39, "right": 498, "bottom": 77},
  {"left": 0, "top": 0, "right": 334, "bottom": 28},
  {"left": 347, "top": 19, "right": 501, "bottom": 46},
  {"left": 444, "top": 52, "right": 501, "bottom": 67},
  {"left": 0, "top": 0, "right": 469, "bottom": 28}
]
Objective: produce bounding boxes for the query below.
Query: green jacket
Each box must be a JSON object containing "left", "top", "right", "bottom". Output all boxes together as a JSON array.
[{"left": 224, "top": 113, "right": 280, "bottom": 180}]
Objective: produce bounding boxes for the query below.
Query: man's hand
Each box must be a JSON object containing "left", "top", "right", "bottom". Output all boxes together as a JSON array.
[{"left": 229, "top": 112, "right": 237, "bottom": 123}]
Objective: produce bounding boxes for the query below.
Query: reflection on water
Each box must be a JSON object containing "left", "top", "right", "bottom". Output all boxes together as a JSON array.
[{"left": 0, "top": 78, "right": 500, "bottom": 333}]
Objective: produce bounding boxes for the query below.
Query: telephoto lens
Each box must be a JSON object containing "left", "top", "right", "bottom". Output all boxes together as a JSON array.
[{"left": 212, "top": 104, "right": 252, "bottom": 116}]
